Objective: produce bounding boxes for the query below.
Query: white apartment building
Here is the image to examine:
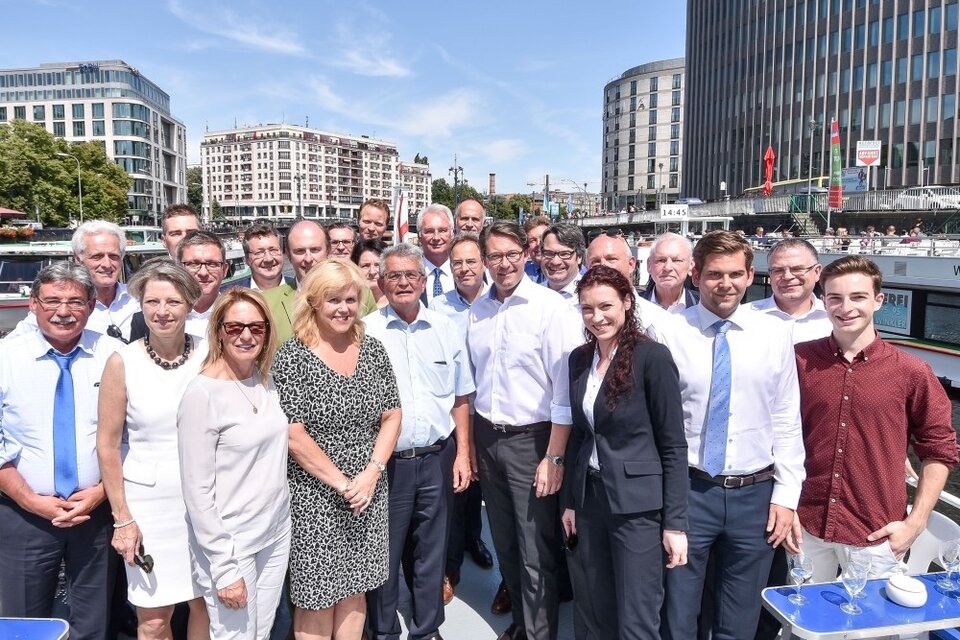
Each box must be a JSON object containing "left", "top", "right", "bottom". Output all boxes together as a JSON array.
[
  {"left": 399, "top": 160, "right": 432, "bottom": 217},
  {"left": 0, "top": 60, "right": 187, "bottom": 223},
  {"left": 201, "top": 123, "right": 405, "bottom": 223}
]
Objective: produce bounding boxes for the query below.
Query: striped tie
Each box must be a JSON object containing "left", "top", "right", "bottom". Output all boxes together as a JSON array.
[
  {"left": 433, "top": 267, "right": 443, "bottom": 298},
  {"left": 702, "top": 320, "right": 732, "bottom": 477}
]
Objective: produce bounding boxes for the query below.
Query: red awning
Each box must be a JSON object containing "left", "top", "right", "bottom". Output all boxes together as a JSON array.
[{"left": 0, "top": 207, "right": 27, "bottom": 219}]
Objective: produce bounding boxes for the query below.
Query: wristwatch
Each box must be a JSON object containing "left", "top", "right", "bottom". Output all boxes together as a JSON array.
[
  {"left": 545, "top": 454, "right": 565, "bottom": 467},
  {"left": 368, "top": 458, "right": 386, "bottom": 472}
]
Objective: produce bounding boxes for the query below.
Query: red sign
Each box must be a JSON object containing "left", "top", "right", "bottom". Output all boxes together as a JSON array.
[{"left": 856, "top": 140, "right": 882, "bottom": 167}]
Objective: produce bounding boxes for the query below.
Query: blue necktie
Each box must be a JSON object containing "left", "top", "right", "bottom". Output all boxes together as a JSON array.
[
  {"left": 702, "top": 320, "right": 732, "bottom": 477},
  {"left": 433, "top": 267, "right": 443, "bottom": 298},
  {"left": 50, "top": 347, "right": 81, "bottom": 499}
]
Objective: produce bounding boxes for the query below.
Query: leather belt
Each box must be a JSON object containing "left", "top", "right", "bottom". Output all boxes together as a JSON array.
[
  {"left": 689, "top": 464, "right": 775, "bottom": 489},
  {"left": 478, "top": 415, "right": 551, "bottom": 434},
  {"left": 393, "top": 439, "right": 446, "bottom": 459},
  {"left": 587, "top": 467, "right": 602, "bottom": 479}
]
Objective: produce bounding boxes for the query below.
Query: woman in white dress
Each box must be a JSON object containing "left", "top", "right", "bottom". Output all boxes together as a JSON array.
[
  {"left": 97, "top": 257, "right": 210, "bottom": 639},
  {"left": 178, "top": 288, "right": 291, "bottom": 639}
]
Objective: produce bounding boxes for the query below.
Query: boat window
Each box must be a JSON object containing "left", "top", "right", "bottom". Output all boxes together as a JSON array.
[
  {"left": 924, "top": 292, "right": 960, "bottom": 346},
  {"left": 0, "top": 257, "right": 46, "bottom": 293}
]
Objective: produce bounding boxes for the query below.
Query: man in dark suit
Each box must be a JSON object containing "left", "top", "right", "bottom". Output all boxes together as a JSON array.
[
  {"left": 230, "top": 222, "right": 291, "bottom": 291},
  {"left": 640, "top": 232, "right": 699, "bottom": 312}
]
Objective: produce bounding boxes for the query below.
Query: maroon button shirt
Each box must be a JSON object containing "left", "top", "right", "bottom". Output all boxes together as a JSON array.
[{"left": 795, "top": 334, "right": 958, "bottom": 546}]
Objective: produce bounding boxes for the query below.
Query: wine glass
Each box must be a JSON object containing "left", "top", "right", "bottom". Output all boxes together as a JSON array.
[
  {"left": 847, "top": 547, "right": 873, "bottom": 599},
  {"left": 788, "top": 554, "right": 814, "bottom": 604},
  {"left": 939, "top": 538, "right": 960, "bottom": 590},
  {"left": 840, "top": 554, "right": 869, "bottom": 614}
]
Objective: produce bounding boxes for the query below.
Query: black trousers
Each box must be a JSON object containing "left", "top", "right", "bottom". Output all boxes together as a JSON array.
[
  {"left": 0, "top": 496, "right": 116, "bottom": 640},
  {"left": 367, "top": 438, "right": 455, "bottom": 640},
  {"left": 445, "top": 481, "right": 483, "bottom": 574},
  {"left": 475, "top": 418, "right": 559, "bottom": 640}
]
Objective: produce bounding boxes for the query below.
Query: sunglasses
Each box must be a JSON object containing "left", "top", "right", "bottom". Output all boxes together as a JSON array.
[
  {"left": 106, "top": 324, "right": 129, "bottom": 344},
  {"left": 587, "top": 228, "right": 624, "bottom": 240},
  {"left": 221, "top": 321, "right": 269, "bottom": 336},
  {"left": 134, "top": 543, "right": 154, "bottom": 574},
  {"left": 562, "top": 533, "right": 579, "bottom": 551}
]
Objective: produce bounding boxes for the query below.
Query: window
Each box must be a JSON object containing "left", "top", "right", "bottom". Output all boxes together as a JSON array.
[
  {"left": 670, "top": 140, "right": 679, "bottom": 155},
  {"left": 881, "top": 60, "right": 893, "bottom": 85},
  {"left": 672, "top": 74, "right": 681, "bottom": 89},
  {"left": 944, "top": 94, "right": 956, "bottom": 124},
  {"left": 0, "top": 107, "right": 5, "bottom": 121},
  {"left": 842, "top": 27, "right": 852, "bottom": 52},
  {"left": 883, "top": 16, "right": 894, "bottom": 43},
  {"left": 648, "top": 142, "right": 657, "bottom": 156},
  {"left": 868, "top": 63, "right": 877, "bottom": 88},
  {"left": 72, "top": 121, "right": 85, "bottom": 136},
  {"left": 669, "top": 157, "right": 679, "bottom": 172},
  {"left": 649, "top": 110, "right": 657, "bottom": 124},
  {"left": 630, "top": 80, "right": 637, "bottom": 95},
  {"left": 854, "top": 65, "right": 864, "bottom": 90},
  {"left": 929, "top": 51, "right": 941, "bottom": 78},
  {"left": 669, "top": 174, "right": 678, "bottom": 188},
  {"left": 891, "top": 142, "right": 904, "bottom": 168},
  {"left": 880, "top": 101, "right": 891, "bottom": 127},
  {"left": 949, "top": 3, "right": 959, "bottom": 31},
  {"left": 91, "top": 103, "right": 104, "bottom": 119},
  {"left": 33, "top": 105, "right": 44, "bottom": 121},
  {"left": 927, "top": 95, "right": 939, "bottom": 123},
  {"left": 647, "top": 159, "right": 656, "bottom": 173},
  {"left": 914, "top": 9, "right": 925, "bottom": 36},
  {"left": 866, "top": 104, "right": 877, "bottom": 129},
  {"left": 910, "top": 97, "right": 922, "bottom": 124},
  {"left": 647, "top": 175, "right": 655, "bottom": 189},
  {"left": 870, "top": 20, "right": 879, "bottom": 46},
  {"left": 672, "top": 90, "right": 681, "bottom": 106},
  {"left": 855, "top": 24, "right": 865, "bottom": 49},
  {"left": 92, "top": 120, "right": 105, "bottom": 136},
  {"left": 649, "top": 93, "right": 658, "bottom": 108},
  {"left": 947, "top": 49, "right": 958, "bottom": 76},
  {"left": 931, "top": 6, "right": 942, "bottom": 33},
  {"left": 841, "top": 68, "right": 851, "bottom": 92},
  {"left": 51, "top": 104, "right": 64, "bottom": 120},
  {"left": 897, "top": 57, "right": 908, "bottom": 83},
  {"left": 671, "top": 107, "right": 680, "bottom": 122},
  {"left": 648, "top": 126, "right": 657, "bottom": 141},
  {"left": 53, "top": 121, "right": 65, "bottom": 137},
  {"left": 71, "top": 104, "right": 84, "bottom": 119},
  {"left": 942, "top": 138, "right": 955, "bottom": 166},
  {"left": 649, "top": 77, "right": 658, "bottom": 92},
  {"left": 912, "top": 54, "right": 924, "bottom": 81},
  {"left": 894, "top": 99, "right": 906, "bottom": 125},
  {"left": 899, "top": 13, "right": 909, "bottom": 40},
  {"left": 670, "top": 124, "right": 680, "bottom": 139},
  {"left": 925, "top": 293, "right": 960, "bottom": 346}
]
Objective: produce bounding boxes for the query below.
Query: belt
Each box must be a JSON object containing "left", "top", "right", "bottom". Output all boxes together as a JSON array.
[
  {"left": 587, "top": 467, "right": 602, "bottom": 479},
  {"left": 393, "top": 439, "right": 446, "bottom": 459},
  {"left": 478, "top": 415, "right": 551, "bottom": 434},
  {"left": 689, "top": 464, "right": 775, "bottom": 489}
]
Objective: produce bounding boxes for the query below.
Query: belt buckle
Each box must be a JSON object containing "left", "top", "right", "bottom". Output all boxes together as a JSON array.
[
  {"left": 722, "top": 475, "right": 745, "bottom": 489},
  {"left": 492, "top": 423, "right": 508, "bottom": 433},
  {"left": 398, "top": 449, "right": 416, "bottom": 459}
]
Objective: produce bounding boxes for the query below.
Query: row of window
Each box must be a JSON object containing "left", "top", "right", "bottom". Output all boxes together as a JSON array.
[
  {"left": 618, "top": 173, "right": 680, "bottom": 192},
  {"left": 610, "top": 73, "right": 683, "bottom": 102},
  {"left": 0, "top": 69, "right": 170, "bottom": 112}
]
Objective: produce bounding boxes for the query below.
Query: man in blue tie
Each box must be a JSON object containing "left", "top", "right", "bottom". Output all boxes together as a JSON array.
[
  {"left": 418, "top": 204, "right": 455, "bottom": 306},
  {"left": 0, "top": 262, "right": 124, "bottom": 639},
  {"left": 657, "top": 230, "right": 805, "bottom": 640}
]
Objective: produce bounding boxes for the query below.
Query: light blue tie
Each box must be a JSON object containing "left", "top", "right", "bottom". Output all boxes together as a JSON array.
[
  {"left": 50, "top": 347, "right": 81, "bottom": 499},
  {"left": 433, "top": 267, "right": 443, "bottom": 298},
  {"left": 702, "top": 320, "right": 732, "bottom": 477}
]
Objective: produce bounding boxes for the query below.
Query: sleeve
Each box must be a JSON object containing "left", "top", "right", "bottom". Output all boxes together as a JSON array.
[
  {"left": 769, "top": 326, "right": 806, "bottom": 509},
  {"left": 177, "top": 382, "right": 241, "bottom": 590},
  {"left": 0, "top": 352, "right": 23, "bottom": 468},
  {"left": 906, "top": 361, "right": 959, "bottom": 467},
  {"left": 543, "top": 303, "right": 585, "bottom": 425},
  {"left": 450, "top": 318, "right": 476, "bottom": 397},
  {"left": 271, "top": 344, "right": 308, "bottom": 424},
  {"left": 562, "top": 347, "right": 588, "bottom": 511},
  {"left": 643, "top": 344, "right": 689, "bottom": 532}
]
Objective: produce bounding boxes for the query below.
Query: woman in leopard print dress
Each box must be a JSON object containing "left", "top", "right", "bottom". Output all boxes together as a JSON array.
[{"left": 272, "top": 260, "right": 401, "bottom": 639}]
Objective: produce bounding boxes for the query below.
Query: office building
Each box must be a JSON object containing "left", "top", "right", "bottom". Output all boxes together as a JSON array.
[
  {"left": 399, "top": 160, "right": 432, "bottom": 217},
  {"left": 0, "top": 60, "right": 187, "bottom": 223}
]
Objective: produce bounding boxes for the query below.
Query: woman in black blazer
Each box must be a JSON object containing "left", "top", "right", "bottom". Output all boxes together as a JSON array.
[{"left": 562, "top": 265, "right": 688, "bottom": 640}]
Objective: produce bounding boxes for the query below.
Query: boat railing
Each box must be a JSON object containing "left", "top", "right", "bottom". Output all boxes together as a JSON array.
[
  {"left": 753, "top": 235, "right": 960, "bottom": 258},
  {"left": 908, "top": 476, "right": 960, "bottom": 511}
]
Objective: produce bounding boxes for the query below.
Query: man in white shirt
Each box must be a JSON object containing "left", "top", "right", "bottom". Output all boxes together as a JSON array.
[
  {"left": 468, "top": 221, "right": 583, "bottom": 640},
  {"left": 365, "top": 243, "right": 474, "bottom": 640},
  {"left": 327, "top": 222, "right": 358, "bottom": 258},
  {"left": 0, "top": 262, "right": 123, "bottom": 638},
  {"left": 659, "top": 230, "right": 805, "bottom": 640},
  {"left": 358, "top": 199, "right": 390, "bottom": 240},
  {"left": 750, "top": 238, "right": 832, "bottom": 344},
  {"left": 419, "top": 204, "right": 456, "bottom": 305},
  {"left": 454, "top": 199, "right": 485, "bottom": 235},
  {"left": 640, "top": 232, "right": 699, "bottom": 313},
  {"left": 540, "top": 224, "right": 585, "bottom": 305},
  {"left": 238, "top": 222, "right": 287, "bottom": 291}
]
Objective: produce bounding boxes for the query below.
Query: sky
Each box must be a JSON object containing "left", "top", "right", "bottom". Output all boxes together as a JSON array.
[{"left": 4, "top": 0, "right": 687, "bottom": 195}]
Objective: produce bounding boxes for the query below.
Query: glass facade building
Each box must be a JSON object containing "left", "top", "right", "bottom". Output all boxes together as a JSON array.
[
  {"left": 0, "top": 60, "right": 187, "bottom": 222},
  {"left": 683, "top": 0, "right": 960, "bottom": 200}
]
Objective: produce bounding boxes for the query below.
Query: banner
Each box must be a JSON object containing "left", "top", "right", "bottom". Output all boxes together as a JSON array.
[
  {"left": 828, "top": 118, "right": 844, "bottom": 210},
  {"left": 391, "top": 186, "right": 409, "bottom": 245},
  {"left": 841, "top": 167, "right": 870, "bottom": 193}
]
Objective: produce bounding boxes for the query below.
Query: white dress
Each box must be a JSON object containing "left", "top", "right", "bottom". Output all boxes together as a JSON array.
[{"left": 120, "top": 337, "right": 206, "bottom": 607}]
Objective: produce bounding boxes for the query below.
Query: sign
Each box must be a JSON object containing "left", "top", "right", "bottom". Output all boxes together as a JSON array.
[
  {"left": 856, "top": 140, "right": 882, "bottom": 167},
  {"left": 841, "top": 167, "right": 870, "bottom": 193},
  {"left": 875, "top": 287, "right": 912, "bottom": 336},
  {"left": 550, "top": 202, "right": 560, "bottom": 219},
  {"left": 828, "top": 118, "right": 844, "bottom": 209},
  {"left": 660, "top": 204, "right": 689, "bottom": 220}
]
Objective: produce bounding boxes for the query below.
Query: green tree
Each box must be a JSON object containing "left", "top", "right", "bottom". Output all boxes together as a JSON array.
[
  {"left": 413, "top": 153, "right": 429, "bottom": 165},
  {"left": 211, "top": 199, "right": 223, "bottom": 220},
  {"left": 431, "top": 178, "right": 454, "bottom": 208},
  {"left": 186, "top": 166, "right": 203, "bottom": 213},
  {"left": 0, "top": 120, "right": 130, "bottom": 226}
]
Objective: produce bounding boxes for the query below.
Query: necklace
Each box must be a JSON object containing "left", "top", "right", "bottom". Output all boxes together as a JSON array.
[
  {"left": 232, "top": 374, "right": 259, "bottom": 414},
  {"left": 144, "top": 334, "right": 192, "bottom": 370}
]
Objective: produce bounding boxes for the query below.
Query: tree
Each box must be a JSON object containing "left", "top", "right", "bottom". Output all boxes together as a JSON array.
[
  {"left": 186, "top": 166, "right": 203, "bottom": 213},
  {"left": 431, "top": 177, "right": 484, "bottom": 209},
  {"left": 413, "top": 153, "right": 429, "bottom": 165},
  {"left": 211, "top": 199, "right": 223, "bottom": 220},
  {"left": 0, "top": 120, "right": 130, "bottom": 226}
]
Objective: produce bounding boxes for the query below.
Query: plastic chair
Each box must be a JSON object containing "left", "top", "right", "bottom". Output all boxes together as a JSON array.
[{"left": 905, "top": 509, "right": 960, "bottom": 575}]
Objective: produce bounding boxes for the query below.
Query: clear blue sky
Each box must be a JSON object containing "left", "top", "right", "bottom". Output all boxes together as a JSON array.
[{"left": 5, "top": 0, "right": 687, "bottom": 194}]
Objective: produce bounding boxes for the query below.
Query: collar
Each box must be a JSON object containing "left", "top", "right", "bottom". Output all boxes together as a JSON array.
[
  {"left": 423, "top": 256, "right": 451, "bottom": 276},
  {"left": 383, "top": 302, "right": 432, "bottom": 329},
  {"left": 694, "top": 301, "right": 747, "bottom": 333},
  {"left": 489, "top": 272, "right": 537, "bottom": 303},
  {"left": 754, "top": 294, "right": 824, "bottom": 319},
  {"left": 827, "top": 330, "right": 885, "bottom": 363},
  {"left": 650, "top": 285, "right": 686, "bottom": 309},
  {"left": 28, "top": 327, "right": 98, "bottom": 360},
  {"left": 547, "top": 274, "right": 581, "bottom": 298},
  {"left": 454, "top": 282, "right": 488, "bottom": 307}
]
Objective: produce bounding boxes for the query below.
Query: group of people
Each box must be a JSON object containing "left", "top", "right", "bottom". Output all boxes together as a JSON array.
[{"left": 0, "top": 197, "right": 956, "bottom": 640}]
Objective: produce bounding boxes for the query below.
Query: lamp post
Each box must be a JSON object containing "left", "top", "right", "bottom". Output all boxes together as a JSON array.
[
  {"left": 56, "top": 152, "right": 83, "bottom": 223},
  {"left": 806, "top": 118, "right": 818, "bottom": 220},
  {"left": 295, "top": 173, "right": 303, "bottom": 217},
  {"left": 657, "top": 162, "right": 664, "bottom": 209}
]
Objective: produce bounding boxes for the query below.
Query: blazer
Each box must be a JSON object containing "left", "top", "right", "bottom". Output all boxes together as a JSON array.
[
  {"left": 639, "top": 280, "right": 700, "bottom": 308},
  {"left": 261, "top": 281, "right": 379, "bottom": 345},
  {"left": 565, "top": 340, "right": 689, "bottom": 531},
  {"left": 221, "top": 275, "right": 294, "bottom": 292}
]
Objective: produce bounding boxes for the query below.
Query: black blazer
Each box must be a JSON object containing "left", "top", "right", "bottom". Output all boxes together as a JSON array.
[
  {"left": 565, "top": 340, "right": 688, "bottom": 531},
  {"left": 639, "top": 280, "right": 700, "bottom": 308}
]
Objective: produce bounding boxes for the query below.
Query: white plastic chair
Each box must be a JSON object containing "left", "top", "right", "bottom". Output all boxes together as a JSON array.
[{"left": 905, "top": 509, "right": 960, "bottom": 574}]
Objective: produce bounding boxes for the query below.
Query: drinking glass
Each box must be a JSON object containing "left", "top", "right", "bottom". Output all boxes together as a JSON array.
[
  {"left": 840, "top": 554, "right": 869, "bottom": 614},
  {"left": 939, "top": 538, "right": 960, "bottom": 590},
  {"left": 846, "top": 547, "right": 873, "bottom": 599},
  {"left": 788, "top": 554, "right": 814, "bottom": 605}
]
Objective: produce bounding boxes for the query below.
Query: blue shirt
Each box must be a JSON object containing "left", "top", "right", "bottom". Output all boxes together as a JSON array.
[{"left": 364, "top": 304, "right": 475, "bottom": 450}]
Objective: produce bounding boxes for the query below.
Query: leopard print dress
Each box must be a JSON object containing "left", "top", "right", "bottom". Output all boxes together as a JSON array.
[{"left": 272, "top": 335, "right": 400, "bottom": 610}]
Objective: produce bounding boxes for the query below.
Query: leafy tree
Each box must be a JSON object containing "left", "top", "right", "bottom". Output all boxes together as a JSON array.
[
  {"left": 186, "top": 166, "right": 203, "bottom": 213},
  {"left": 0, "top": 120, "right": 130, "bottom": 226},
  {"left": 211, "top": 199, "right": 223, "bottom": 220},
  {"left": 431, "top": 177, "right": 484, "bottom": 209},
  {"left": 413, "top": 153, "right": 429, "bottom": 165}
]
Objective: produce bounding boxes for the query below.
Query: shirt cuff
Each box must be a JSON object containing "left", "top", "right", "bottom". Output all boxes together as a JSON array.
[
  {"left": 771, "top": 482, "right": 801, "bottom": 511},
  {"left": 550, "top": 406, "right": 572, "bottom": 425}
]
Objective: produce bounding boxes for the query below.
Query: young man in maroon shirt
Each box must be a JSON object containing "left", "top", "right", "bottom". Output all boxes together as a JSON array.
[{"left": 791, "top": 255, "right": 958, "bottom": 581}]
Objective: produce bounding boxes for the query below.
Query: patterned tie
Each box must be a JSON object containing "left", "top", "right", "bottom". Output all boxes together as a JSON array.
[
  {"left": 702, "top": 320, "right": 732, "bottom": 477},
  {"left": 50, "top": 347, "right": 81, "bottom": 498},
  {"left": 433, "top": 267, "right": 443, "bottom": 298}
]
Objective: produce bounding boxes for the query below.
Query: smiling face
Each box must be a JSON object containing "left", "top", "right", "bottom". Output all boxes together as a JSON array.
[
  {"left": 419, "top": 211, "right": 453, "bottom": 265},
  {"left": 456, "top": 200, "right": 485, "bottom": 234},
  {"left": 823, "top": 272, "right": 883, "bottom": 339},
  {"left": 162, "top": 214, "right": 200, "bottom": 256},
  {"left": 313, "top": 284, "right": 360, "bottom": 337},
  {"left": 218, "top": 300, "right": 267, "bottom": 373},
  {"left": 541, "top": 233, "right": 581, "bottom": 290},
  {"left": 245, "top": 233, "right": 284, "bottom": 285},
  {"left": 692, "top": 251, "right": 754, "bottom": 318},
  {"left": 30, "top": 280, "right": 94, "bottom": 353},
  {"left": 586, "top": 236, "right": 637, "bottom": 280},
  {"left": 768, "top": 245, "right": 821, "bottom": 307},
  {"left": 484, "top": 233, "right": 527, "bottom": 296},
  {"left": 180, "top": 243, "right": 226, "bottom": 303},
  {"left": 287, "top": 222, "right": 328, "bottom": 281},
  {"left": 328, "top": 227, "right": 357, "bottom": 257},
  {"left": 140, "top": 279, "right": 190, "bottom": 338},
  {"left": 379, "top": 255, "right": 425, "bottom": 315},
  {"left": 647, "top": 237, "right": 692, "bottom": 294},
  {"left": 450, "top": 240, "right": 484, "bottom": 293},
  {"left": 358, "top": 204, "right": 388, "bottom": 240},
  {"left": 579, "top": 283, "right": 632, "bottom": 347},
  {"left": 526, "top": 224, "right": 548, "bottom": 263},
  {"left": 78, "top": 232, "right": 122, "bottom": 291}
]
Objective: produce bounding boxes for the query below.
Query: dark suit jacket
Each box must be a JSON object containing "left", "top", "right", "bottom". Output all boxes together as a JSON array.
[
  {"left": 565, "top": 340, "right": 689, "bottom": 531},
  {"left": 639, "top": 280, "right": 700, "bottom": 308}
]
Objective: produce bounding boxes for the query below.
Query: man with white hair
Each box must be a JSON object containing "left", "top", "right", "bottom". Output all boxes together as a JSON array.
[
  {"left": 641, "top": 232, "right": 699, "bottom": 313},
  {"left": 455, "top": 199, "right": 486, "bottom": 235},
  {"left": 419, "top": 204, "right": 456, "bottom": 305}
]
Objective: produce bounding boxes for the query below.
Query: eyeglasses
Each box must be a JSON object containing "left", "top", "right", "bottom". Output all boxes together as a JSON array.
[
  {"left": 329, "top": 239, "right": 355, "bottom": 246},
  {"left": 35, "top": 297, "right": 88, "bottom": 311},
  {"left": 181, "top": 260, "right": 224, "bottom": 272},
  {"left": 485, "top": 250, "right": 524, "bottom": 266},
  {"left": 384, "top": 271, "right": 424, "bottom": 283},
  {"left": 249, "top": 248, "right": 282, "bottom": 259},
  {"left": 221, "top": 321, "right": 269, "bottom": 336},
  {"left": 106, "top": 324, "right": 129, "bottom": 344},
  {"left": 450, "top": 258, "right": 481, "bottom": 270},
  {"left": 588, "top": 228, "right": 624, "bottom": 240},
  {"left": 540, "top": 249, "right": 577, "bottom": 261},
  {"left": 769, "top": 264, "right": 818, "bottom": 278},
  {"left": 134, "top": 543, "right": 154, "bottom": 574}
]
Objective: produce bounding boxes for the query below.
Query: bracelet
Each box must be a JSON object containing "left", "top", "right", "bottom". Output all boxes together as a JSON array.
[
  {"left": 368, "top": 458, "right": 385, "bottom": 473},
  {"left": 113, "top": 518, "right": 136, "bottom": 529}
]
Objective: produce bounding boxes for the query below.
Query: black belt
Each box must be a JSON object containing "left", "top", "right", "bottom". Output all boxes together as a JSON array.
[
  {"left": 689, "top": 464, "right": 775, "bottom": 489},
  {"left": 393, "top": 439, "right": 446, "bottom": 459},
  {"left": 478, "top": 415, "right": 551, "bottom": 434},
  {"left": 587, "top": 467, "right": 602, "bottom": 479}
]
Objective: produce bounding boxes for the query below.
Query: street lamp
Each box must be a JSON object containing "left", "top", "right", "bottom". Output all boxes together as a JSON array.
[
  {"left": 295, "top": 173, "right": 303, "bottom": 217},
  {"left": 56, "top": 152, "right": 83, "bottom": 223},
  {"left": 806, "top": 118, "right": 819, "bottom": 220},
  {"left": 657, "top": 162, "right": 664, "bottom": 209}
]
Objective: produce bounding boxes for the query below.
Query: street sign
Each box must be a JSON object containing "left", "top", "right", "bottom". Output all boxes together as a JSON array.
[{"left": 856, "top": 140, "right": 882, "bottom": 167}]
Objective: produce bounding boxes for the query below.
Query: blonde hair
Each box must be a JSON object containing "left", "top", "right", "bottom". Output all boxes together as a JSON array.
[
  {"left": 292, "top": 259, "right": 367, "bottom": 347},
  {"left": 203, "top": 288, "right": 278, "bottom": 378}
]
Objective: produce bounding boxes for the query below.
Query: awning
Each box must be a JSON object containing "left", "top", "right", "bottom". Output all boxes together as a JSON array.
[{"left": 0, "top": 207, "right": 27, "bottom": 219}]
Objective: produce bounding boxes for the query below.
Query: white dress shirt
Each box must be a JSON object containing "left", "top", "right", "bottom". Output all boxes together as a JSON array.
[
  {"left": 750, "top": 295, "right": 833, "bottom": 345},
  {"left": 633, "top": 292, "right": 676, "bottom": 342},
  {"left": 657, "top": 303, "right": 806, "bottom": 508},
  {"left": 650, "top": 287, "right": 689, "bottom": 314},
  {"left": 582, "top": 347, "right": 614, "bottom": 470},
  {"left": 0, "top": 328, "right": 123, "bottom": 495},
  {"left": 422, "top": 257, "right": 455, "bottom": 306},
  {"left": 543, "top": 275, "right": 582, "bottom": 308},
  {"left": 5, "top": 283, "right": 140, "bottom": 343},
  {"left": 429, "top": 284, "right": 489, "bottom": 342},
  {"left": 365, "top": 304, "right": 475, "bottom": 450},
  {"left": 469, "top": 276, "right": 583, "bottom": 426},
  {"left": 185, "top": 307, "right": 213, "bottom": 344}
]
